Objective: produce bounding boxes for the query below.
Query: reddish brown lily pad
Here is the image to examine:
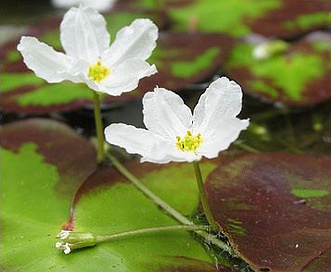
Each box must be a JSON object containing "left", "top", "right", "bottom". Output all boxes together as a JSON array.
[
  {"left": 206, "top": 153, "right": 331, "bottom": 272},
  {"left": 0, "top": 118, "right": 97, "bottom": 197},
  {"left": 225, "top": 33, "right": 331, "bottom": 107},
  {"left": 248, "top": 0, "right": 331, "bottom": 39},
  {"left": 139, "top": 32, "right": 235, "bottom": 91},
  {"left": 123, "top": 0, "right": 330, "bottom": 38}
]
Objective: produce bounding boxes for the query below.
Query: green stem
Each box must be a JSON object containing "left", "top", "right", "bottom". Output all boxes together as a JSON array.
[
  {"left": 234, "top": 142, "right": 260, "bottom": 153},
  {"left": 108, "top": 153, "right": 191, "bottom": 225},
  {"left": 193, "top": 161, "right": 218, "bottom": 231},
  {"left": 92, "top": 91, "right": 105, "bottom": 163},
  {"left": 96, "top": 225, "right": 210, "bottom": 243},
  {"left": 106, "top": 153, "right": 233, "bottom": 254}
]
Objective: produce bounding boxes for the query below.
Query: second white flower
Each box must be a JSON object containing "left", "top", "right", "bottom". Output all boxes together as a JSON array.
[{"left": 105, "top": 77, "right": 249, "bottom": 163}]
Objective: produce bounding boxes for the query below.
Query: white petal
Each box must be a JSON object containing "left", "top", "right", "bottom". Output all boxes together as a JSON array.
[
  {"left": 105, "top": 124, "right": 190, "bottom": 164},
  {"left": 52, "top": 0, "right": 116, "bottom": 12},
  {"left": 97, "top": 58, "right": 156, "bottom": 95},
  {"left": 105, "top": 19, "right": 158, "bottom": 67},
  {"left": 193, "top": 77, "right": 244, "bottom": 134},
  {"left": 198, "top": 118, "right": 249, "bottom": 159},
  {"left": 143, "top": 88, "right": 193, "bottom": 140},
  {"left": 17, "top": 36, "right": 86, "bottom": 83},
  {"left": 60, "top": 5, "right": 110, "bottom": 62}
]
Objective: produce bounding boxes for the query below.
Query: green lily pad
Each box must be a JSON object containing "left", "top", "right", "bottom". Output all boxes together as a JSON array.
[
  {"left": 123, "top": 0, "right": 330, "bottom": 38},
  {"left": 0, "top": 119, "right": 99, "bottom": 271},
  {"left": 224, "top": 34, "right": 331, "bottom": 106},
  {"left": 68, "top": 162, "right": 231, "bottom": 271},
  {"left": 1, "top": 11, "right": 234, "bottom": 114},
  {"left": 249, "top": 0, "right": 331, "bottom": 39},
  {"left": 206, "top": 153, "right": 331, "bottom": 271},
  {"left": 138, "top": 32, "right": 235, "bottom": 92},
  {"left": 167, "top": 0, "right": 281, "bottom": 37},
  {"left": 1, "top": 118, "right": 235, "bottom": 271}
]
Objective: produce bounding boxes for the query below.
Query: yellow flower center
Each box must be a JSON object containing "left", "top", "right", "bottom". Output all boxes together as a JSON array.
[
  {"left": 176, "top": 131, "right": 203, "bottom": 152},
  {"left": 88, "top": 61, "right": 110, "bottom": 83}
]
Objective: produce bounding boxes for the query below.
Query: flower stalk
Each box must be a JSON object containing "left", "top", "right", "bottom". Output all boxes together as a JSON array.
[
  {"left": 96, "top": 225, "right": 210, "bottom": 243},
  {"left": 107, "top": 153, "right": 233, "bottom": 255},
  {"left": 56, "top": 225, "right": 210, "bottom": 254},
  {"left": 107, "top": 153, "right": 192, "bottom": 225},
  {"left": 93, "top": 91, "right": 105, "bottom": 163},
  {"left": 193, "top": 161, "right": 218, "bottom": 231}
]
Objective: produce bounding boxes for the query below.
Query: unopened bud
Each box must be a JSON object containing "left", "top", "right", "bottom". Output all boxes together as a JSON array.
[{"left": 55, "top": 230, "right": 96, "bottom": 254}]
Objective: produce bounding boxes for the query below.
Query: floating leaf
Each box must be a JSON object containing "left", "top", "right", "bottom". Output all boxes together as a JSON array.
[
  {"left": 1, "top": 118, "right": 234, "bottom": 271},
  {"left": 166, "top": 0, "right": 281, "bottom": 37},
  {"left": 249, "top": 0, "right": 330, "bottom": 39},
  {"left": 206, "top": 153, "right": 331, "bottom": 271},
  {"left": 138, "top": 32, "right": 234, "bottom": 92},
  {"left": 126, "top": 0, "right": 330, "bottom": 38},
  {"left": 224, "top": 34, "right": 331, "bottom": 106},
  {"left": 67, "top": 162, "right": 231, "bottom": 271},
  {"left": 0, "top": 119, "right": 99, "bottom": 271}
]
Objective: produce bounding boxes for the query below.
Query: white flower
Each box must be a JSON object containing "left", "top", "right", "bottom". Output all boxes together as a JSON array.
[
  {"left": 17, "top": 5, "right": 158, "bottom": 96},
  {"left": 252, "top": 43, "right": 270, "bottom": 60},
  {"left": 52, "top": 0, "right": 116, "bottom": 12},
  {"left": 105, "top": 77, "right": 249, "bottom": 163},
  {"left": 55, "top": 242, "right": 72, "bottom": 254},
  {"left": 253, "top": 40, "right": 289, "bottom": 60}
]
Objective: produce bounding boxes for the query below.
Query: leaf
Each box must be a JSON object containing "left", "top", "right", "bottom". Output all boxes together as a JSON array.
[
  {"left": 66, "top": 162, "right": 230, "bottom": 271},
  {"left": 1, "top": 119, "right": 98, "bottom": 271},
  {"left": 166, "top": 0, "right": 281, "bottom": 37},
  {"left": 127, "top": 0, "right": 330, "bottom": 38},
  {"left": 0, "top": 118, "right": 233, "bottom": 271},
  {"left": 138, "top": 32, "right": 235, "bottom": 92},
  {"left": 224, "top": 33, "right": 331, "bottom": 106},
  {"left": 249, "top": 0, "right": 330, "bottom": 39},
  {"left": 206, "top": 153, "right": 331, "bottom": 272}
]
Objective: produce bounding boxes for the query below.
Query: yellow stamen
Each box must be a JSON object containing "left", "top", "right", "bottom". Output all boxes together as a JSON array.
[
  {"left": 88, "top": 61, "right": 110, "bottom": 83},
  {"left": 176, "top": 130, "right": 203, "bottom": 152}
]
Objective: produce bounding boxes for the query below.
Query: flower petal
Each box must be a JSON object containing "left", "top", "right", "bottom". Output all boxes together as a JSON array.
[
  {"left": 105, "top": 124, "right": 191, "bottom": 163},
  {"left": 143, "top": 88, "right": 193, "bottom": 140},
  {"left": 105, "top": 19, "right": 158, "bottom": 67},
  {"left": 52, "top": 0, "right": 116, "bottom": 12},
  {"left": 60, "top": 5, "right": 110, "bottom": 62},
  {"left": 192, "top": 77, "right": 244, "bottom": 134},
  {"left": 17, "top": 36, "right": 86, "bottom": 83},
  {"left": 198, "top": 118, "right": 249, "bottom": 159},
  {"left": 98, "top": 58, "right": 156, "bottom": 95}
]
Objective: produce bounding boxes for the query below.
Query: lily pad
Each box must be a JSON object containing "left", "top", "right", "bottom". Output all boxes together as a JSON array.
[
  {"left": 138, "top": 32, "right": 234, "bottom": 92},
  {"left": 68, "top": 162, "right": 234, "bottom": 271},
  {"left": 249, "top": 0, "right": 331, "bottom": 39},
  {"left": 224, "top": 34, "right": 331, "bottom": 106},
  {"left": 1, "top": 118, "right": 234, "bottom": 271},
  {"left": 124, "top": 0, "right": 330, "bottom": 38},
  {"left": 206, "top": 152, "right": 331, "bottom": 271},
  {"left": 0, "top": 119, "right": 99, "bottom": 271}
]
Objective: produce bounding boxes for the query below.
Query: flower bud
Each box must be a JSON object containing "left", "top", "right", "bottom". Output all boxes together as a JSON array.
[
  {"left": 55, "top": 230, "right": 97, "bottom": 254},
  {"left": 253, "top": 40, "right": 289, "bottom": 60}
]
